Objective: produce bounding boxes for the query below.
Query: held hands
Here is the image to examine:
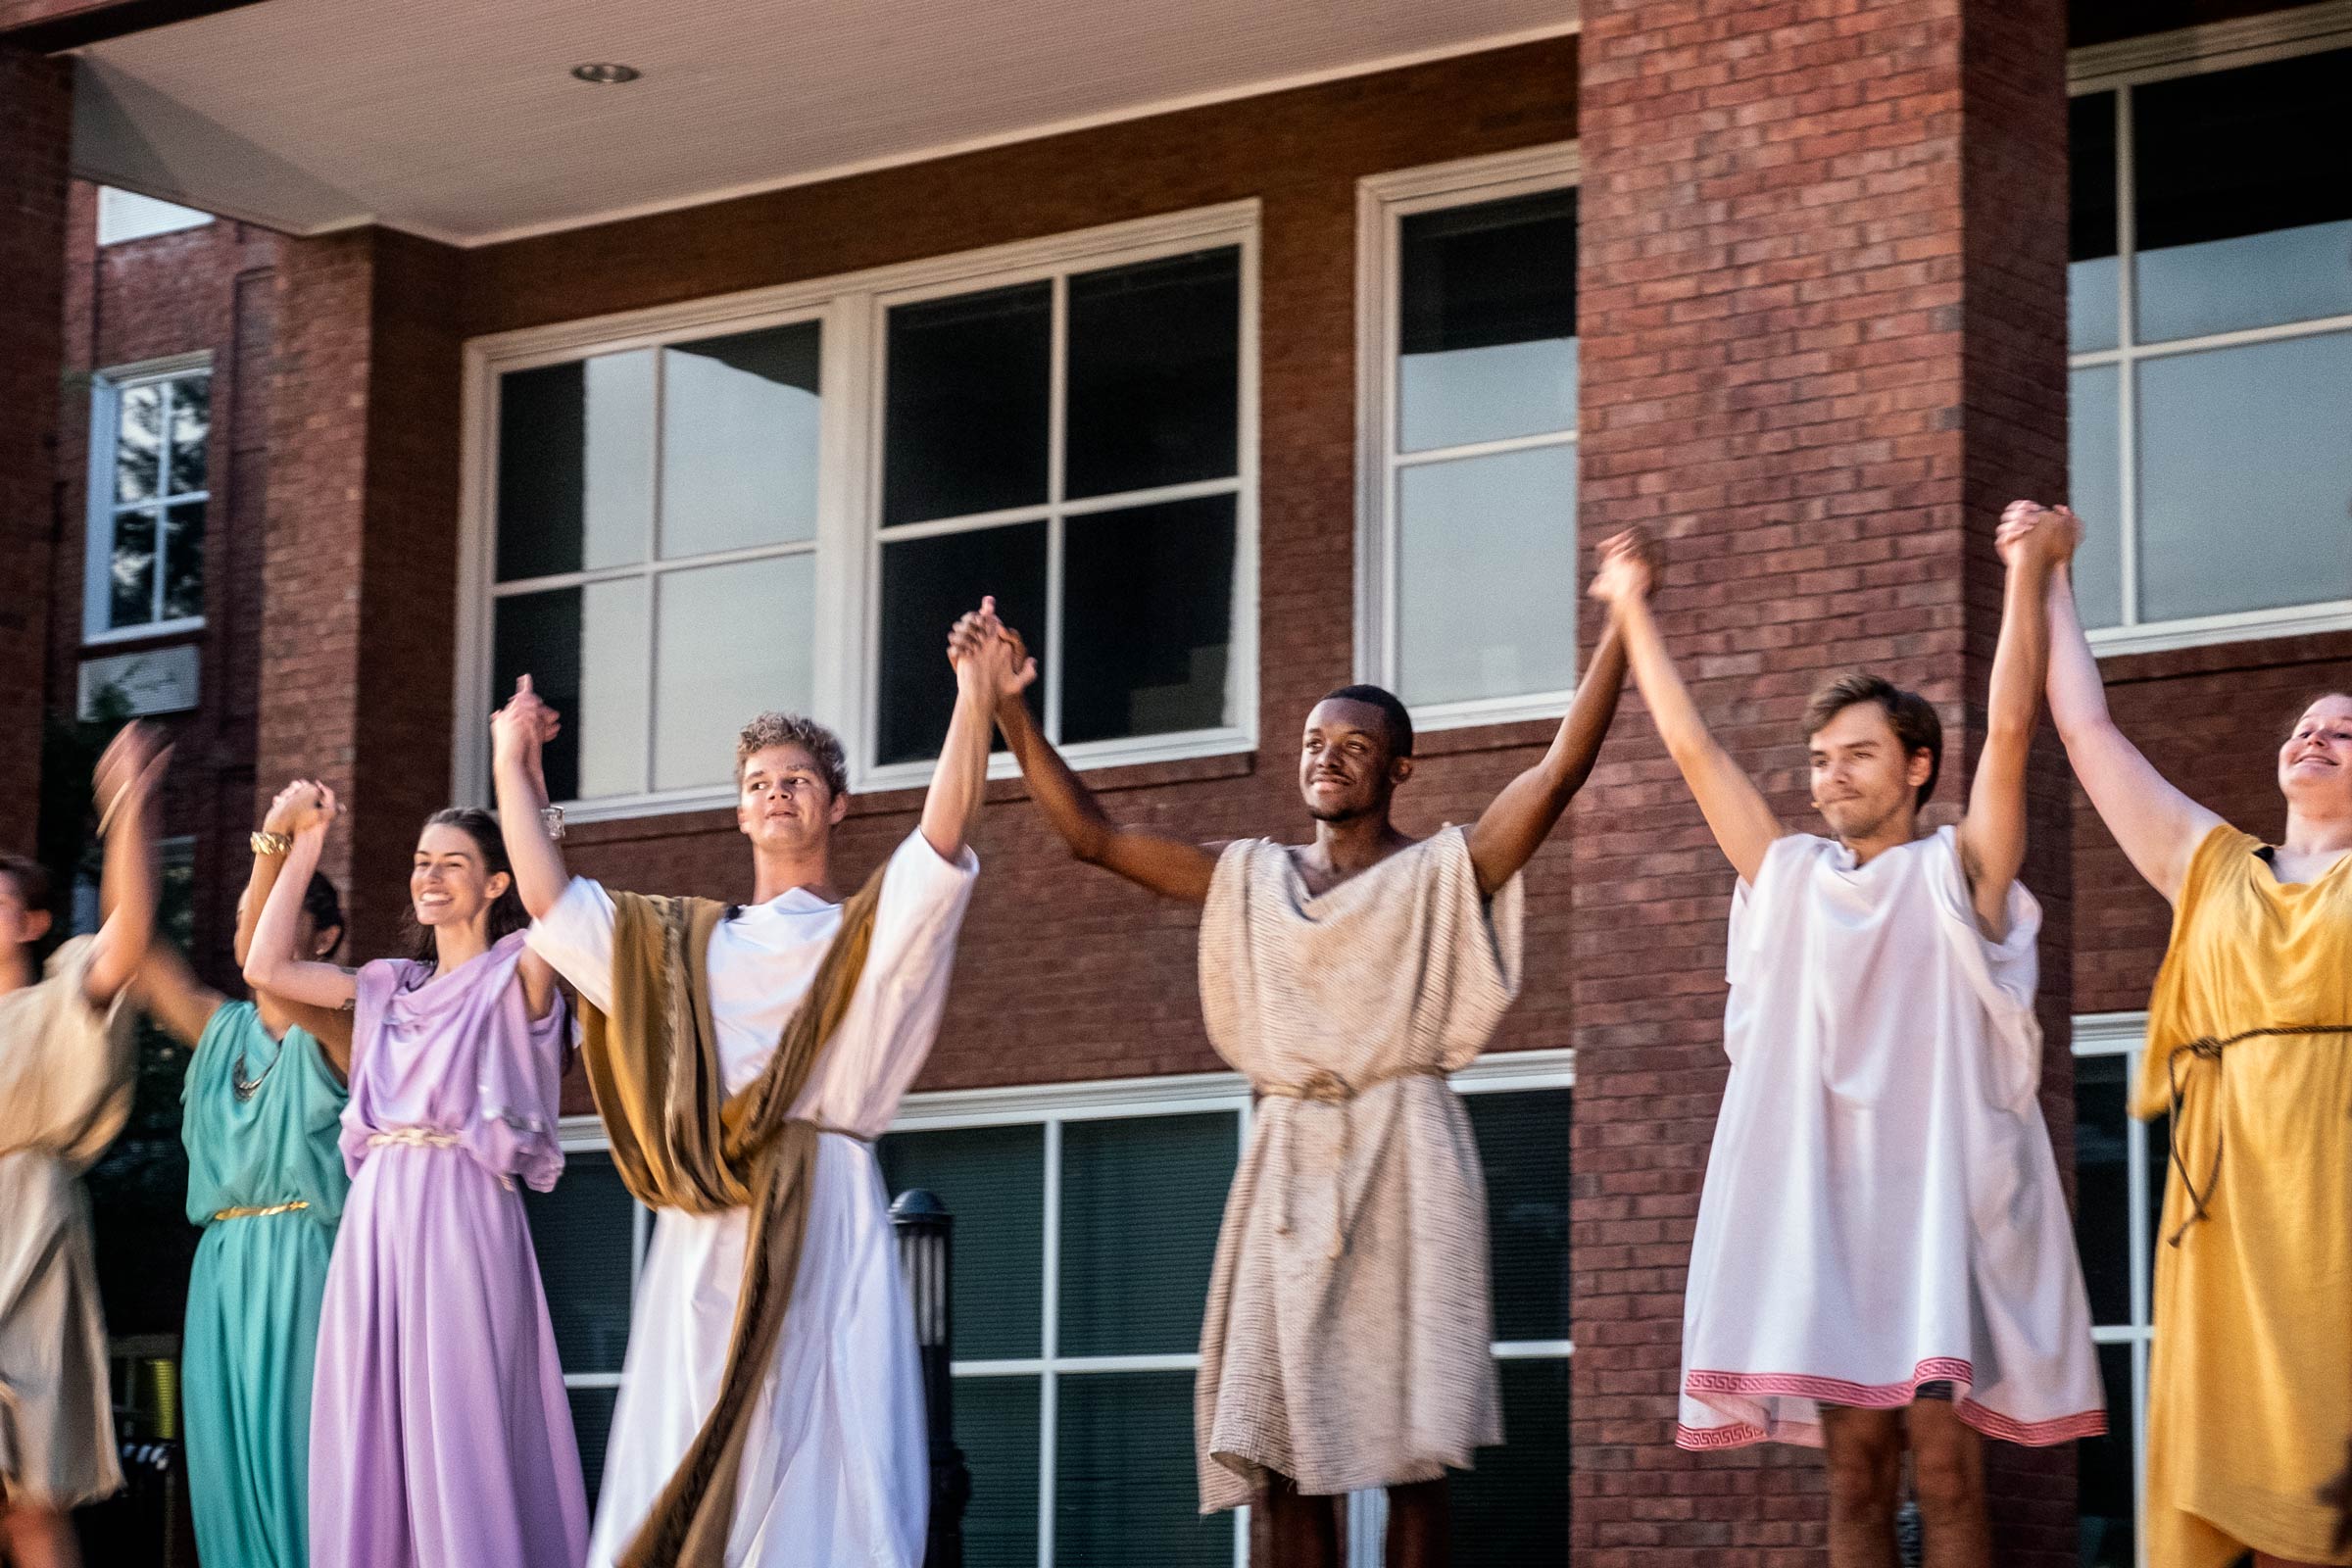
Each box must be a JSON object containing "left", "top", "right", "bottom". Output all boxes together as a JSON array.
[
  {"left": 1587, "top": 526, "right": 1658, "bottom": 611},
  {"left": 93, "top": 721, "right": 171, "bottom": 836},
  {"left": 490, "top": 674, "right": 561, "bottom": 797},
  {"left": 272, "top": 780, "right": 340, "bottom": 840},
  {"left": 948, "top": 596, "right": 1039, "bottom": 705},
  {"left": 1995, "top": 500, "right": 2082, "bottom": 571}
]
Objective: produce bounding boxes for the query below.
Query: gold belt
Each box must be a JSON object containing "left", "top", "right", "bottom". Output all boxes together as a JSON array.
[
  {"left": 1256, "top": 1063, "right": 1449, "bottom": 1260},
  {"left": 212, "top": 1200, "right": 309, "bottom": 1221},
  {"left": 366, "top": 1126, "right": 462, "bottom": 1151}
]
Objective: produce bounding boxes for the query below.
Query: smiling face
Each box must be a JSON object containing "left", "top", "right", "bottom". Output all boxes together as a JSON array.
[
  {"left": 1298, "top": 699, "right": 1409, "bottom": 823},
  {"left": 409, "top": 822, "right": 508, "bottom": 932},
  {"left": 1807, "top": 701, "right": 1933, "bottom": 846},
  {"left": 736, "top": 742, "right": 850, "bottom": 857},
  {"left": 2278, "top": 694, "right": 2352, "bottom": 811}
]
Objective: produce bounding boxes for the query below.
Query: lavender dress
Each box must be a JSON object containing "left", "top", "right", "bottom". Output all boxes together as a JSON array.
[{"left": 309, "top": 931, "right": 587, "bottom": 1568}]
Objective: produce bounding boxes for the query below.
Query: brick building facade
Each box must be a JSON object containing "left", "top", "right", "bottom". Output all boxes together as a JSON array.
[{"left": 5, "top": 0, "right": 2348, "bottom": 1562}]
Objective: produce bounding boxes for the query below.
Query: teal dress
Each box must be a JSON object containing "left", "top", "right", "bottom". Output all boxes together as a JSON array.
[{"left": 180, "top": 1001, "right": 350, "bottom": 1568}]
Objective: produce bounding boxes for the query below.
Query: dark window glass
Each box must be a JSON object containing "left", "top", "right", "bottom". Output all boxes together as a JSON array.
[
  {"left": 878, "top": 1123, "right": 1047, "bottom": 1360},
  {"left": 1399, "top": 188, "right": 1579, "bottom": 452},
  {"left": 2073, "top": 1054, "right": 2131, "bottom": 1327},
  {"left": 116, "top": 383, "right": 161, "bottom": 505},
  {"left": 168, "top": 374, "right": 210, "bottom": 496},
  {"left": 1059, "top": 495, "right": 1235, "bottom": 746},
  {"left": 498, "top": 363, "right": 589, "bottom": 581},
  {"left": 2132, "top": 49, "right": 2352, "bottom": 341},
  {"left": 1054, "top": 1372, "right": 1227, "bottom": 1566},
  {"left": 2076, "top": 1342, "right": 2134, "bottom": 1567},
  {"left": 567, "top": 1386, "right": 618, "bottom": 1513},
  {"left": 161, "top": 500, "right": 205, "bottom": 621},
  {"left": 875, "top": 523, "right": 1048, "bottom": 765},
  {"left": 110, "top": 509, "right": 156, "bottom": 628},
  {"left": 522, "top": 1151, "right": 637, "bottom": 1374},
  {"left": 956, "top": 1375, "right": 1041, "bottom": 1568},
  {"left": 2070, "top": 90, "right": 2120, "bottom": 353},
  {"left": 1470, "top": 1089, "right": 1572, "bottom": 1343},
  {"left": 493, "top": 587, "right": 584, "bottom": 803},
  {"left": 1057, "top": 1112, "right": 1235, "bottom": 1356},
  {"left": 1065, "top": 247, "right": 1240, "bottom": 499},
  {"left": 2144, "top": 1107, "right": 2171, "bottom": 1270},
  {"left": 1451, "top": 1357, "right": 1570, "bottom": 1566},
  {"left": 884, "top": 282, "right": 1052, "bottom": 526}
]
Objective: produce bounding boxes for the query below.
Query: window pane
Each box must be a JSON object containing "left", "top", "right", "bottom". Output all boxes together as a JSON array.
[
  {"left": 116, "top": 383, "right": 161, "bottom": 504},
  {"left": 2067, "top": 367, "right": 2123, "bottom": 630},
  {"left": 1399, "top": 188, "right": 1578, "bottom": 453},
  {"left": 955, "top": 1375, "right": 1041, "bottom": 1568},
  {"left": 884, "top": 282, "right": 1051, "bottom": 526},
  {"left": 878, "top": 1124, "right": 1046, "bottom": 1360},
  {"left": 652, "top": 557, "right": 815, "bottom": 792},
  {"left": 522, "top": 1151, "right": 637, "bottom": 1374},
  {"left": 167, "top": 374, "right": 210, "bottom": 497},
  {"left": 2136, "top": 330, "right": 2352, "bottom": 622},
  {"left": 1469, "top": 1089, "right": 1570, "bottom": 1343},
  {"left": 498, "top": 352, "right": 656, "bottom": 582},
  {"left": 2132, "top": 50, "right": 2352, "bottom": 343},
  {"left": 1054, "top": 1372, "right": 1227, "bottom": 1567},
  {"left": 660, "top": 321, "right": 823, "bottom": 559},
  {"left": 1451, "top": 1356, "right": 1569, "bottom": 1567},
  {"left": 2072, "top": 1054, "right": 2131, "bottom": 1327},
  {"left": 1066, "top": 247, "right": 1241, "bottom": 499},
  {"left": 2076, "top": 1342, "right": 2134, "bottom": 1567},
  {"left": 2069, "top": 92, "right": 2120, "bottom": 355},
  {"left": 876, "top": 523, "right": 1048, "bottom": 766},
  {"left": 110, "top": 508, "right": 157, "bottom": 628},
  {"left": 2144, "top": 1106, "right": 2171, "bottom": 1271},
  {"left": 1396, "top": 445, "right": 1580, "bottom": 707},
  {"left": 160, "top": 500, "right": 205, "bottom": 622},
  {"left": 567, "top": 1386, "right": 618, "bottom": 1515},
  {"left": 1058, "top": 1112, "right": 1235, "bottom": 1357},
  {"left": 492, "top": 580, "right": 652, "bottom": 804},
  {"left": 1060, "top": 495, "right": 1236, "bottom": 746}
]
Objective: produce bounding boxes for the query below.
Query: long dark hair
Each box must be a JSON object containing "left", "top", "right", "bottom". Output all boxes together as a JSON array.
[{"left": 405, "top": 807, "right": 529, "bottom": 976}]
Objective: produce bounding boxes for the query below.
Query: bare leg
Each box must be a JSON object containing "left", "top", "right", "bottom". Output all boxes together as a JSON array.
[
  {"left": 1253, "top": 1472, "right": 1340, "bottom": 1568},
  {"left": 0, "top": 1503, "right": 82, "bottom": 1568},
  {"left": 1820, "top": 1405, "right": 1904, "bottom": 1568},
  {"left": 1903, "top": 1400, "right": 1990, "bottom": 1568},
  {"left": 1385, "top": 1477, "right": 1449, "bottom": 1568}
]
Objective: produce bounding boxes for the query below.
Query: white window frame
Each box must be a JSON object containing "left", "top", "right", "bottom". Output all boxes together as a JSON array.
[
  {"left": 2073, "top": 1010, "right": 2159, "bottom": 1568},
  {"left": 455, "top": 203, "right": 1260, "bottom": 822},
  {"left": 2068, "top": 4, "right": 2352, "bottom": 659},
  {"left": 550, "top": 1046, "right": 1574, "bottom": 1568},
  {"left": 82, "top": 352, "right": 213, "bottom": 646},
  {"left": 1353, "top": 141, "right": 1582, "bottom": 733}
]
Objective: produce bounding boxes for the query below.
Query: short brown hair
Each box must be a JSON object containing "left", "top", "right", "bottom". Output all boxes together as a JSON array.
[
  {"left": 734, "top": 711, "right": 848, "bottom": 798},
  {"left": 1803, "top": 673, "right": 1942, "bottom": 810},
  {"left": 0, "top": 855, "right": 53, "bottom": 919}
]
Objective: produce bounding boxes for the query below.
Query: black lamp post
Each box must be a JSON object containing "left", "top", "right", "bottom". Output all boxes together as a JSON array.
[{"left": 892, "top": 1188, "right": 969, "bottom": 1568}]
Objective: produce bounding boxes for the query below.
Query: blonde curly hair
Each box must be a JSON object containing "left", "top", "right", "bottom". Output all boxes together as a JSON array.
[{"left": 734, "top": 711, "right": 848, "bottom": 798}]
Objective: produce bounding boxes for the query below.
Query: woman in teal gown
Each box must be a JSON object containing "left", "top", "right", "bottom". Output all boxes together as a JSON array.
[{"left": 134, "top": 781, "right": 355, "bottom": 1568}]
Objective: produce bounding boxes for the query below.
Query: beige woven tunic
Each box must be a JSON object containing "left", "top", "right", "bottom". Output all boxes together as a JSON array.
[
  {"left": 0, "top": 936, "right": 135, "bottom": 1507},
  {"left": 1195, "top": 827, "right": 1525, "bottom": 1509}
]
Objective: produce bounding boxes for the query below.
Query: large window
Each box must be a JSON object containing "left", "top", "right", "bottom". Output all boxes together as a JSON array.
[
  {"left": 2069, "top": 23, "right": 2352, "bottom": 655},
  {"left": 523, "top": 1146, "right": 650, "bottom": 1514},
  {"left": 83, "top": 357, "right": 210, "bottom": 643},
  {"left": 461, "top": 206, "right": 1256, "bottom": 817},
  {"left": 1357, "top": 145, "right": 1581, "bottom": 728}
]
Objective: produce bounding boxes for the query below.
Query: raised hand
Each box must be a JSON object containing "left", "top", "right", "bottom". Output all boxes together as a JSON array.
[
  {"left": 1996, "top": 500, "right": 2082, "bottom": 569},
  {"left": 283, "top": 781, "right": 340, "bottom": 838},
  {"left": 1587, "top": 527, "right": 1656, "bottom": 609},
  {"left": 491, "top": 674, "right": 561, "bottom": 798},
  {"left": 949, "top": 596, "right": 1039, "bottom": 704},
  {"left": 93, "top": 720, "right": 171, "bottom": 836}
]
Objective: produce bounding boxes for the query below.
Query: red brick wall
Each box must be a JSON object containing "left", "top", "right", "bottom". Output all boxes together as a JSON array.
[{"left": 1572, "top": 0, "right": 2074, "bottom": 1561}]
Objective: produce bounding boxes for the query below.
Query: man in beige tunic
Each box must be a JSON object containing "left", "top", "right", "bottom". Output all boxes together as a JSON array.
[
  {"left": 0, "top": 724, "right": 164, "bottom": 1568},
  {"left": 989, "top": 581, "right": 1635, "bottom": 1565}
]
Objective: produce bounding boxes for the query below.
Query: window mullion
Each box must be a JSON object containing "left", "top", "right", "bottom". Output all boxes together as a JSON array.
[
  {"left": 151, "top": 380, "right": 173, "bottom": 626},
  {"left": 642, "top": 353, "right": 667, "bottom": 798},
  {"left": 1045, "top": 274, "right": 1070, "bottom": 747},
  {"left": 1038, "top": 1115, "right": 1062, "bottom": 1568}
]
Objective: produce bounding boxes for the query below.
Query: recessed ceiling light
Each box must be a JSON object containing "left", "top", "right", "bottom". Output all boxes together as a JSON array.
[{"left": 570, "top": 63, "right": 642, "bottom": 84}]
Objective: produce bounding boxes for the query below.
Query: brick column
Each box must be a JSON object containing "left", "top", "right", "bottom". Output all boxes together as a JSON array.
[
  {"left": 1571, "top": 2, "right": 2075, "bottom": 1563},
  {"left": 258, "top": 226, "right": 464, "bottom": 955},
  {"left": 0, "top": 45, "right": 70, "bottom": 855}
]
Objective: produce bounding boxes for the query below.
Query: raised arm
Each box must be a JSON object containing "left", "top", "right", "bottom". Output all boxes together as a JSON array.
[
  {"left": 237, "top": 781, "right": 358, "bottom": 1071},
  {"left": 922, "top": 597, "right": 1030, "bottom": 864},
  {"left": 84, "top": 722, "right": 169, "bottom": 1005},
  {"left": 243, "top": 789, "right": 358, "bottom": 1012},
  {"left": 489, "top": 676, "right": 572, "bottom": 919},
  {"left": 1955, "top": 503, "right": 2067, "bottom": 937},
  {"left": 131, "top": 941, "right": 222, "bottom": 1048},
  {"left": 991, "top": 623, "right": 1218, "bottom": 906},
  {"left": 2030, "top": 503, "right": 2219, "bottom": 902},
  {"left": 1588, "top": 532, "right": 1785, "bottom": 884},
  {"left": 1465, "top": 613, "right": 1631, "bottom": 897}
]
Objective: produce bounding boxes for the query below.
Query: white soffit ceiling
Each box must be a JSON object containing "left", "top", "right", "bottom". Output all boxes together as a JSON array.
[{"left": 72, "top": 0, "right": 1581, "bottom": 246}]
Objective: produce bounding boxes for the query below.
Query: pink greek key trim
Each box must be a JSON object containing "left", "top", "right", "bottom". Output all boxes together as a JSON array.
[{"left": 1677, "top": 1359, "right": 2105, "bottom": 1450}]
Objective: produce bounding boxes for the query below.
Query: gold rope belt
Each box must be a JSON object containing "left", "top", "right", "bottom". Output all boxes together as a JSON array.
[
  {"left": 366, "top": 1126, "right": 462, "bottom": 1151},
  {"left": 212, "top": 1200, "right": 309, "bottom": 1222},
  {"left": 2164, "top": 1023, "right": 2352, "bottom": 1246},
  {"left": 1257, "top": 1063, "right": 1449, "bottom": 1260}
]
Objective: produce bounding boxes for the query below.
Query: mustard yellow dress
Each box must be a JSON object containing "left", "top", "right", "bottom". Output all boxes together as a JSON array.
[{"left": 2136, "top": 825, "right": 2352, "bottom": 1566}]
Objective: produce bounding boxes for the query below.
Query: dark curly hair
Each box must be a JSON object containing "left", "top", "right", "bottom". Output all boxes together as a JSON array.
[{"left": 405, "top": 807, "right": 528, "bottom": 977}]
